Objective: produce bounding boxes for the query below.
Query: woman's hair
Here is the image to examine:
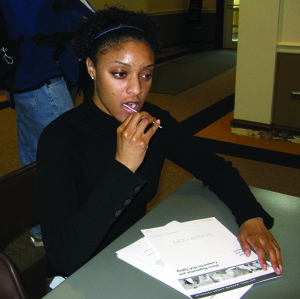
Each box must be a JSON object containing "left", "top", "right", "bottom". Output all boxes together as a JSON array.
[{"left": 73, "top": 6, "right": 162, "bottom": 63}]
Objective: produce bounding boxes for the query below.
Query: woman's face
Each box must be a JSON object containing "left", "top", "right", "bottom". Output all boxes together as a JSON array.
[{"left": 86, "top": 41, "right": 155, "bottom": 123}]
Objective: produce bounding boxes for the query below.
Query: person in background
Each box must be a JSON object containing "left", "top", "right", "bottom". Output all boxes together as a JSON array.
[
  {"left": 37, "top": 6, "right": 282, "bottom": 280},
  {"left": 0, "top": 0, "right": 94, "bottom": 247}
]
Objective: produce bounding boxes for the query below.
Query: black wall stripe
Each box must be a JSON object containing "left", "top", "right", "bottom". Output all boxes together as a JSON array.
[
  {"left": 179, "top": 93, "right": 300, "bottom": 169},
  {"left": 180, "top": 94, "right": 234, "bottom": 134},
  {"left": 197, "top": 137, "right": 300, "bottom": 169},
  {"left": 0, "top": 100, "right": 10, "bottom": 110}
]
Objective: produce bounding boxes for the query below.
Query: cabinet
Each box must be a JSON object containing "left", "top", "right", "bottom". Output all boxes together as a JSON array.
[{"left": 272, "top": 53, "right": 300, "bottom": 130}]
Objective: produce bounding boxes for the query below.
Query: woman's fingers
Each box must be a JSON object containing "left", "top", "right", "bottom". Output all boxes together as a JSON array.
[
  {"left": 115, "top": 111, "right": 160, "bottom": 172},
  {"left": 237, "top": 218, "right": 282, "bottom": 275}
]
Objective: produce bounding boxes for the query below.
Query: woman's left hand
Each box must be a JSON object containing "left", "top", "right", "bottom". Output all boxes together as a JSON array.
[{"left": 237, "top": 218, "right": 282, "bottom": 275}]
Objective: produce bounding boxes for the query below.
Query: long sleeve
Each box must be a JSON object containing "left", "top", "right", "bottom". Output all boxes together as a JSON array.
[
  {"left": 3, "top": 0, "right": 83, "bottom": 40},
  {"left": 0, "top": 0, "right": 93, "bottom": 90},
  {"left": 37, "top": 100, "right": 274, "bottom": 278},
  {"left": 32, "top": 1, "right": 95, "bottom": 46},
  {"left": 149, "top": 104, "right": 274, "bottom": 228},
  {"left": 37, "top": 116, "right": 147, "bottom": 277}
]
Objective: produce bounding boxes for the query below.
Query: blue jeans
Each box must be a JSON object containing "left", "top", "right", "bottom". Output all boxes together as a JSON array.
[
  {"left": 9, "top": 77, "right": 75, "bottom": 237},
  {"left": 12, "top": 77, "right": 75, "bottom": 167}
]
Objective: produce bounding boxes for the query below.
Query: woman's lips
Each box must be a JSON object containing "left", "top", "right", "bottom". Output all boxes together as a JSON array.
[
  {"left": 122, "top": 103, "right": 162, "bottom": 128},
  {"left": 122, "top": 103, "right": 139, "bottom": 113}
]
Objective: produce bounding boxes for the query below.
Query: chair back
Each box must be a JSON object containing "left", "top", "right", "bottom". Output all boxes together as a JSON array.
[
  {"left": 0, "top": 251, "right": 28, "bottom": 299},
  {"left": 0, "top": 163, "right": 47, "bottom": 299},
  {"left": 0, "top": 163, "right": 40, "bottom": 249}
]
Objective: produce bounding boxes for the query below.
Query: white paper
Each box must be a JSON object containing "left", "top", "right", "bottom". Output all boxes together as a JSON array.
[
  {"left": 49, "top": 276, "right": 66, "bottom": 289},
  {"left": 117, "top": 237, "right": 189, "bottom": 297},
  {"left": 141, "top": 218, "right": 278, "bottom": 298},
  {"left": 117, "top": 237, "right": 252, "bottom": 299},
  {"left": 80, "top": 0, "right": 95, "bottom": 12}
]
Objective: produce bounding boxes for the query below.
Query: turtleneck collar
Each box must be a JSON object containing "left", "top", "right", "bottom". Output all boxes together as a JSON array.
[{"left": 83, "top": 98, "right": 121, "bottom": 132}]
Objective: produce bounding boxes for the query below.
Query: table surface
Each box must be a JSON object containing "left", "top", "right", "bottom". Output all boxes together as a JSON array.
[{"left": 43, "top": 179, "right": 300, "bottom": 299}]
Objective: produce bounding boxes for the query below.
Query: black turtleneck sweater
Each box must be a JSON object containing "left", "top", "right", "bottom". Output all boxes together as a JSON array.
[{"left": 37, "top": 98, "right": 274, "bottom": 278}]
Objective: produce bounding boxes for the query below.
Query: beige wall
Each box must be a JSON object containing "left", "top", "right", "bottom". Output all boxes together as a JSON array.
[
  {"left": 88, "top": 0, "right": 216, "bottom": 13},
  {"left": 278, "top": 0, "right": 300, "bottom": 53},
  {"left": 88, "top": 0, "right": 190, "bottom": 13},
  {"left": 234, "top": 0, "right": 300, "bottom": 126},
  {"left": 202, "top": 0, "right": 216, "bottom": 11},
  {"left": 234, "top": 0, "right": 280, "bottom": 124}
]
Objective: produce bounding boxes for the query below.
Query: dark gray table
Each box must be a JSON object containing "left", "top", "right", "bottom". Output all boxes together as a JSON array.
[{"left": 43, "top": 179, "right": 300, "bottom": 298}]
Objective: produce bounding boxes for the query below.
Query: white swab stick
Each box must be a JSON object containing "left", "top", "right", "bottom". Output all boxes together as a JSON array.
[{"left": 123, "top": 104, "right": 162, "bottom": 129}]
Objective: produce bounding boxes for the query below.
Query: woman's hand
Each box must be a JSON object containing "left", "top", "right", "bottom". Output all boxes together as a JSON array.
[
  {"left": 237, "top": 218, "right": 282, "bottom": 275},
  {"left": 115, "top": 111, "right": 161, "bottom": 172}
]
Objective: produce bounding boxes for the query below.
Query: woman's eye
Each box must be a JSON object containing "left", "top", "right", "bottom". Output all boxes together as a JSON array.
[
  {"left": 113, "top": 72, "right": 127, "bottom": 78},
  {"left": 141, "top": 73, "right": 153, "bottom": 80}
]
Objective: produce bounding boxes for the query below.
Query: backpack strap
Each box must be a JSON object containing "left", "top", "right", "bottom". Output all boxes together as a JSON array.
[{"left": 7, "top": 35, "right": 23, "bottom": 109}]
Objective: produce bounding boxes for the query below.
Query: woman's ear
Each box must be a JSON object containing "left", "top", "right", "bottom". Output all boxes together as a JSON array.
[{"left": 86, "top": 57, "right": 96, "bottom": 80}]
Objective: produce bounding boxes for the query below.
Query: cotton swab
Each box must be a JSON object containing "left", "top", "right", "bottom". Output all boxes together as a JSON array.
[{"left": 123, "top": 104, "right": 162, "bottom": 129}]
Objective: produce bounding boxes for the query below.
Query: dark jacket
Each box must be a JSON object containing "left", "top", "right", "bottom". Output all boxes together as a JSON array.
[
  {"left": 37, "top": 99, "right": 274, "bottom": 277},
  {"left": 0, "top": 0, "right": 94, "bottom": 92}
]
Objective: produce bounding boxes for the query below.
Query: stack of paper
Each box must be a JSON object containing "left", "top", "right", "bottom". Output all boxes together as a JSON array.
[{"left": 116, "top": 217, "right": 279, "bottom": 299}]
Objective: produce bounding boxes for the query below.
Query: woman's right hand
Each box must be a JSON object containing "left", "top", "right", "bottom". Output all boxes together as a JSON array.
[{"left": 115, "top": 111, "right": 161, "bottom": 172}]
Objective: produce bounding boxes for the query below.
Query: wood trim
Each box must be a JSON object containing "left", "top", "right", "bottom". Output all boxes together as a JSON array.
[
  {"left": 272, "top": 124, "right": 300, "bottom": 143},
  {"left": 231, "top": 119, "right": 272, "bottom": 131},
  {"left": 231, "top": 119, "right": 272, "bottom": 140},
  {"left": 231, "top": 119, "right": 300, "bottom": 143}
]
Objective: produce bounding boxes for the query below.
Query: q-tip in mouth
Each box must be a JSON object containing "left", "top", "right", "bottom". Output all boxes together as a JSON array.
[
  {"left": 123, "top": 104, "right": 138, "bottom": 113},
  {"left": 122, "top": 104, "right": 162, "bottom": 129}
]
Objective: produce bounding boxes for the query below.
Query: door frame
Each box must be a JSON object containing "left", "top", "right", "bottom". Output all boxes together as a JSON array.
[{"left": 223, "top": 0, "right": 239, "bottom": 49}]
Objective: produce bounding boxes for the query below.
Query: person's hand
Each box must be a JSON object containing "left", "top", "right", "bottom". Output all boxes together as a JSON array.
[
  {"left": 115, "top": 111, "right": 160, "bottom": 172},
  {"left": 237, "top": 217, "right": 282, "bottom": 275}
]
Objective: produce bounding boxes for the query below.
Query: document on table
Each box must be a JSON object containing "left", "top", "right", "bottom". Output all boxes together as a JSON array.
[
  {"left": 117, "top": 218, "right": 279, "bottom": 299},
  {"left": 117, "top": 237, "right": 252, "bottom": 299},
  {"left": 141, "top": 218, "right": 279, "bottom": 298}
]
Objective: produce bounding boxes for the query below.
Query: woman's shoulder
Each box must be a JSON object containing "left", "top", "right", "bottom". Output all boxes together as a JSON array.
[
  {"left": 37, "top": 104, "right": 87, "bottom": 161},
  {"left": 143, "top": 102, "right": 172, "bottom": 118},
  {"left": 41, "top": 104, "right": 85, "bottom": 138}
]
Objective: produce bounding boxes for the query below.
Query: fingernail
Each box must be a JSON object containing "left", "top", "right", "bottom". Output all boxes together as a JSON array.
[
  {"left": 244, "top": 249, "right": 250, "bottom": 257},
  {"left": 262, "top": 263, "right": 267, "bottom": 271}
]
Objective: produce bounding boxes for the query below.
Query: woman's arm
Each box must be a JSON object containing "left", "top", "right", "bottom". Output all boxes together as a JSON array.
[
  {"left": 6, "top": 0, "right": 84, "bottom": 41},
  {"left": 148, "top": 104, "right": 282, "bottom": 275},
  {"left": 37, "top": 123, "right": 146, "bottom": 277}
]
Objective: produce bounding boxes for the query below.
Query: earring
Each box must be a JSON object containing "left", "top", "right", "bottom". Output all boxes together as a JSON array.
[{"left": 90, "top": 75, "right": 95, "bottom": 80}]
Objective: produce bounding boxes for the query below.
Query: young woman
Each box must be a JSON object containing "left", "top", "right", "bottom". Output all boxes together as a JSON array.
[{"left": 37, "top": 6, "right": 282, "bottom": 279}]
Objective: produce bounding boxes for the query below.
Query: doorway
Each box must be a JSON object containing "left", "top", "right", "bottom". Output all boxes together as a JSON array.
[{"left": 223, "top": 0, "right": 239, "bottom": 49}]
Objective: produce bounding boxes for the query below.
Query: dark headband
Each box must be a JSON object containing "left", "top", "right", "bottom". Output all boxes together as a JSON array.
[{"left": 95, "top": 25, "right": 143, "bottom": 40}]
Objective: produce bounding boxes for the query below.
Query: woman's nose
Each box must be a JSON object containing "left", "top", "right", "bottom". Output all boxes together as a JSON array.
[{"left": 127, "top": 76, "right": 141, "bottom": 96}]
